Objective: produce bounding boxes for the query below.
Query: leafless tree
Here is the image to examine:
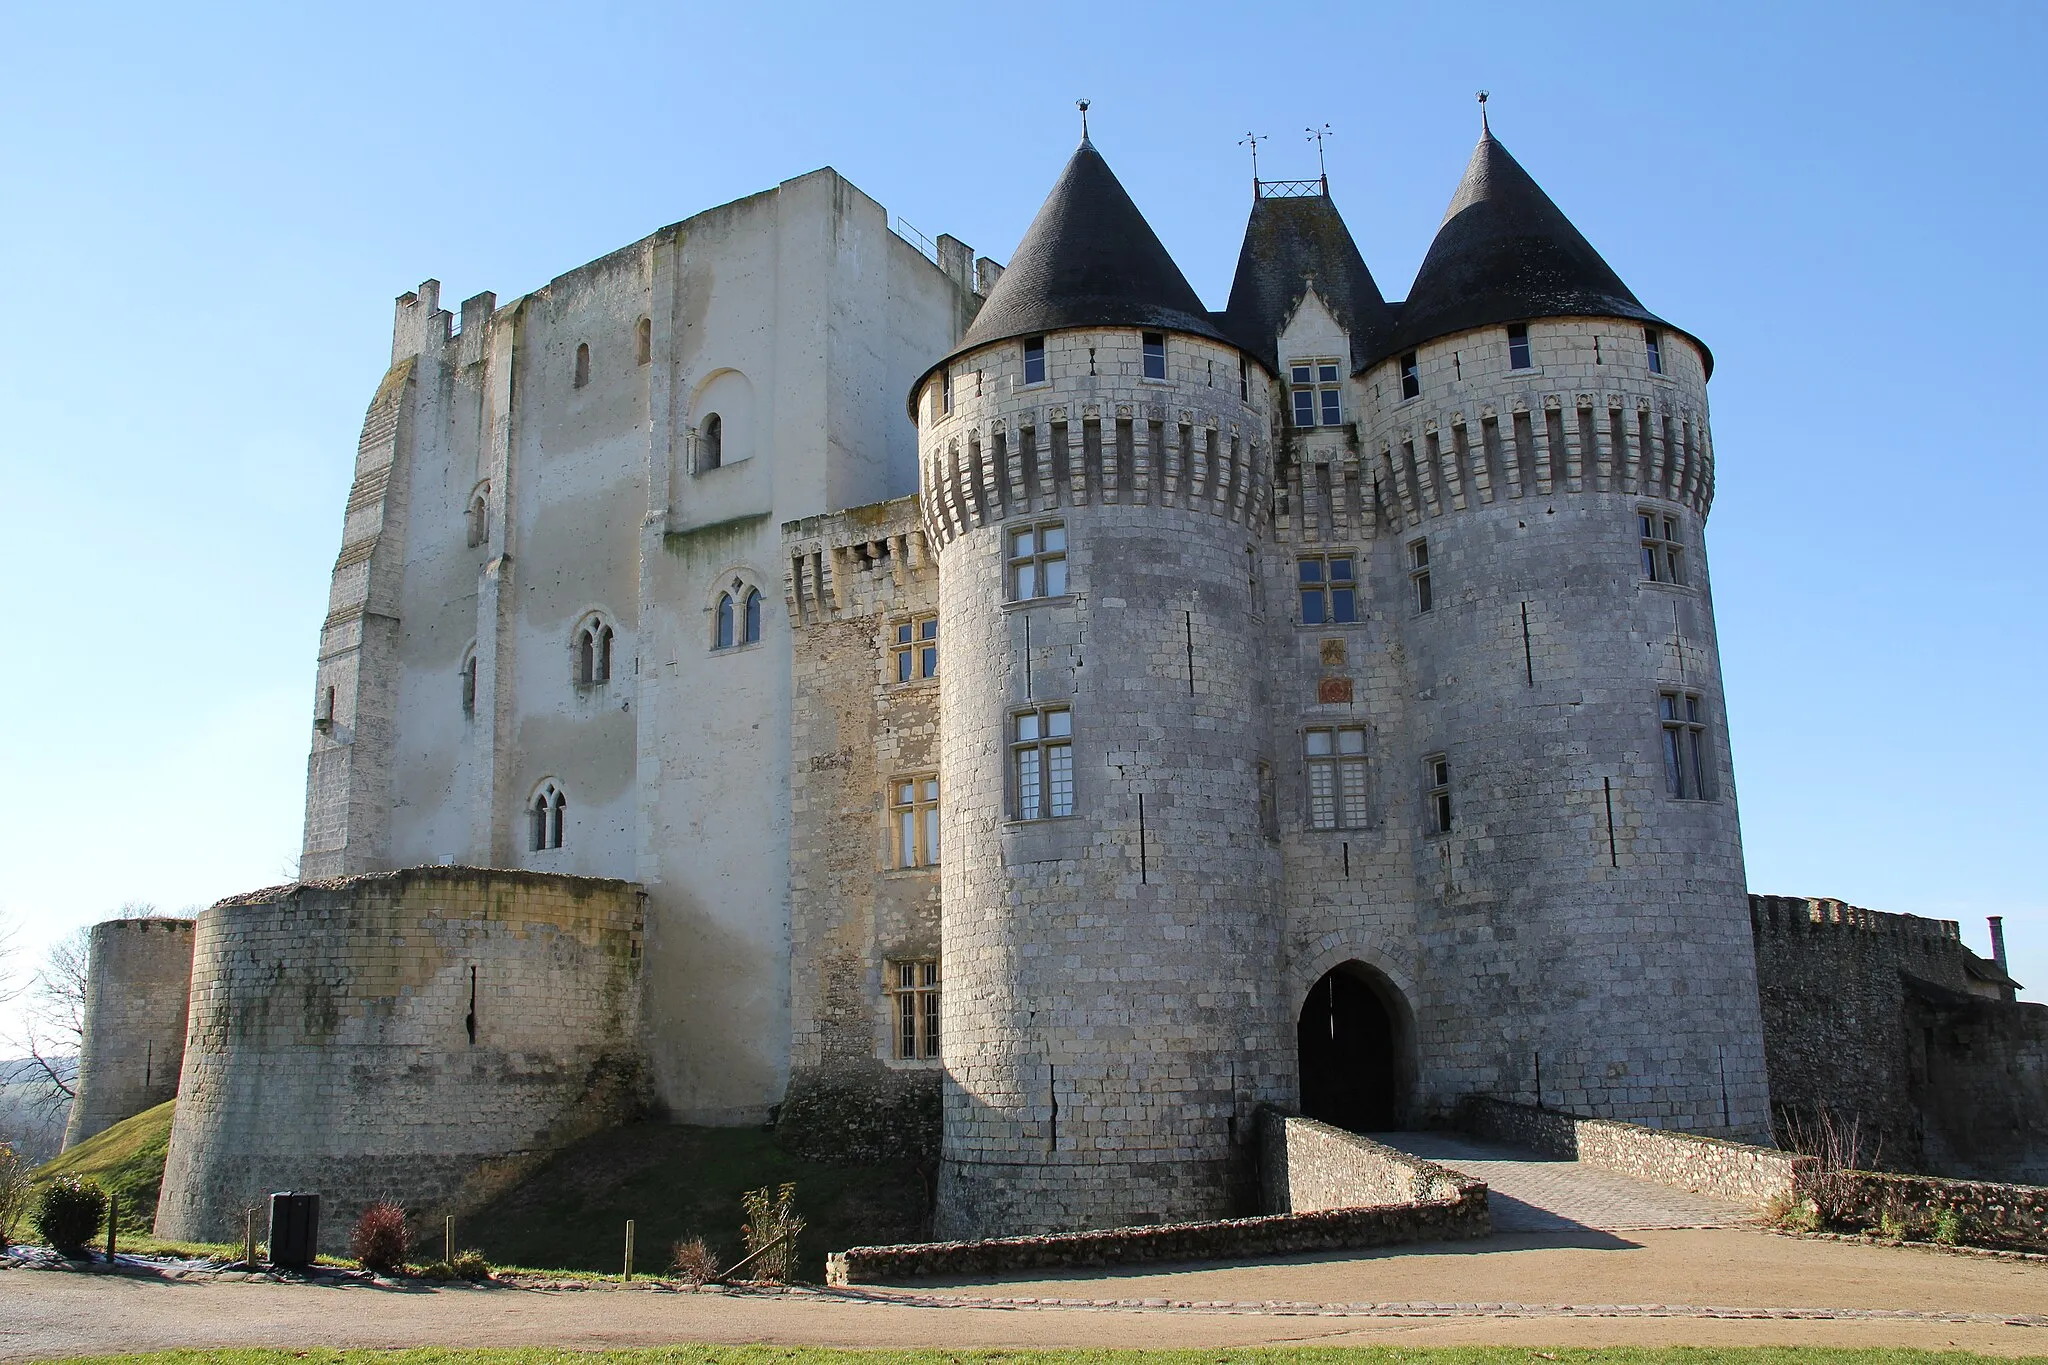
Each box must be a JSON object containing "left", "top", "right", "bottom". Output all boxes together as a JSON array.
[{"left": 17, "top": 927, "right": 90, "bottom": 1119}]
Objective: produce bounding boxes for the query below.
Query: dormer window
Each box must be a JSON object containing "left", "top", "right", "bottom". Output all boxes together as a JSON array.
[
  {"left": 1400, "top": 352, "right": 1420, "bottom": 401},
  {"left": 1644, "top": 328, "right": 1664, "bottom": 375},
  {"left": 1290, "top": 360, "right": 1342, "bottom": 427},
  {"left": 1142, "top": 332, "right": 1166, "bottom": 380},
  {"left": 1023, "top": 336, "right": 1047, "bottom": 386},
  {"left": 1507, "top": 324, "right": 1532, "bottom": 370}
]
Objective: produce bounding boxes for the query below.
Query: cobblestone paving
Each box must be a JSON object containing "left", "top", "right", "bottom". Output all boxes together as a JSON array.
[{"left": 1366, "top": 1131, "right": 1750, "bottom": 1232}]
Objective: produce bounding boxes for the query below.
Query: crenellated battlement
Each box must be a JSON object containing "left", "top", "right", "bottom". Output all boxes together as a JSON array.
[
  {"left": 1748, "top": 893, "right": 1964, "bottom": 947},
  {"left": 782, "top": 495, "right": 935, "bottom": 626}
]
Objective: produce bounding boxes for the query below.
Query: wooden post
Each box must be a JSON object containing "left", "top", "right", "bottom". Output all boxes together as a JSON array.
[
  {"left": 622, "top": 1219, "right": 635, "bottom": 1281},
  {"left": 444, "top": 1215, "right": 454, "bottom": 1265},
  {"left": 104, "top": 1192, "right": 118, "bottom": 1265},
  {"left": 243, "top": 1207, "right": 257, "bottom": 1269}
]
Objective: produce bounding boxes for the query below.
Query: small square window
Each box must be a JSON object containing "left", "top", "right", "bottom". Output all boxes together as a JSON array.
[
  {"left": 1507, "top": 323, "right": 1532, "bottom": 370},
  {"left": 1142, "top": 332, "right": 1166, "bottom": 380},
  {"left": 1297, "top": 554, "right": 1356, "bottom": 625},
  {"left": 893, "top": 615, "right": 939, "bottom": 682},
  {"left": 1023, "top": 336, "right": 1047, "bottom": 386},
  {"left": 1007, "top": 521, "right": 1068, "bottom": 601},
  {"left": 1400, "top": 351, "right": 1420, "bottom": 400},
  {"left": 1288, "top": 356, "right": 1343, "bottom": 427}
]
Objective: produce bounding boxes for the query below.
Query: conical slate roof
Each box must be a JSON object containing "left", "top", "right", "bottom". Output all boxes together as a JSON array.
[
  {"left": 911, "top": 138, "right": 1230, "bottom": 410},
  {"left": 1375, "top": 132, "right": 1706, "bottom": 373},
  {"left": 1222, "top": 191, "right": 1397, "bottom": 373}
]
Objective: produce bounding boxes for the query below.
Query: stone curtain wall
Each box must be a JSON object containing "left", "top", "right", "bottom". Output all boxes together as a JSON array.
[
  {"left": 1751, "top": 893, "right": 2048, "bottom": 1183},
  {"left": 1260, "top": 1111, "right": 1470, "bottom": 1212},
  {"left": 62, "top": 918, "right": 196, "bottom": 1150},
  {"left": 1459, "top": 1097, "right": 1812, "bottom": 1210},
  {"left": 156, "top": 868, "right": 645, "bottom": 1251},
  {"left": 779, "top": 496, "right": 945, "bottom": 1165}
]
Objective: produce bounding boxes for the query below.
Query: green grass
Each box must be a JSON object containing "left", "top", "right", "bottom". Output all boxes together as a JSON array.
[
  {"left": 459, "top": 1121, "right": 927, "bottom": 1281},
  {"left": 32, "top": 1100, "right": 176, "bottom": 1235},
  {"left": 31, "top": 1348, "right": 2047, "bottom": 1365}
]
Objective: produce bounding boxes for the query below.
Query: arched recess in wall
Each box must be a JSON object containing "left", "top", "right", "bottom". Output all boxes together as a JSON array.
[
  {"left": 526, "top": 778, "right": 569, "bottom": 854},
  {"left": 459, "top": 643, "right": 479, "bottom": 719},
  {"left": 465, "top": 482, "right": 490, "bottom": 549},
  {"left": 706, "top": 570, "right": 766, "bottom": 651},
  {"left": 689, "top": 368, "right": 755, "bottom": 475},
  {"left": 570, "top": 609, "right": 619, "bottom": 686},
  {"left": 1296, "top": 960, "right": 1418, "bottom": 1132}
]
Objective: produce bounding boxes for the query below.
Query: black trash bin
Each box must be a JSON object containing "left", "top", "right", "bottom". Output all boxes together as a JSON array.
[{"left": 268, "top": 1192, "right": 320, "bottom": 1269}]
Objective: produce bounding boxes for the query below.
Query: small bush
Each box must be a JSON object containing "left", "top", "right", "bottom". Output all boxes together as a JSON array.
[
  {"left": 671, "top": 1235, "right": 722, "bottom": 1285},
  {"left": 0, "top": 1142, "right": 34, "bottom": 1243},
  {"left": 349, "top": 1200, "right": 409, "bottom": 1274},
  {"left": 1877, "top": 1209, "right": 1908, "bottom": 1241},
  {"left": 1932, "top": 1207, "right": 1963, "bottom": 1245},
  {"left": 417, "top": 1249, "right": 489, "bottom": 1282},
  {"left": 33, "top": 1177, "right": 109, "bottom": 1255}
]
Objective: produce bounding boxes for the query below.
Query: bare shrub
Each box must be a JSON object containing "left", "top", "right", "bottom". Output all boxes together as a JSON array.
[
  {"left": 0, "top": 1141, "right": 35, "bottom": 1243},
  {"left": 738, "top": 1182, "right": 804, "bottom": 1283},
  {"left": 1778, "top": 1108, "right": 1878, "bottom": 1228},
  {"left": 349, "top": 1200, "right": 409, "bottom": 1274},
  {"left": 670, "top": 1235, "right": 722, "bottom": 1285}
]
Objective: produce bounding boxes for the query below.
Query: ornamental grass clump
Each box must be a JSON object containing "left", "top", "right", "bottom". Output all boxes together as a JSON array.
[
  {"left": 670, "top": 1235, "right": 722, "bottom": 1285},
  {"left": 33, "top": 1177, "right": 108, "bottom": 1256},
  {"left": 349, "top": 1200, "right": 409, "bottom": 1275}
]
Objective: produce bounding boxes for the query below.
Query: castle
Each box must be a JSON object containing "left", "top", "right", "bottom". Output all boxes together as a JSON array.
[{"left": 61, "top": 116, "right": 2035, "bottom": 1248}]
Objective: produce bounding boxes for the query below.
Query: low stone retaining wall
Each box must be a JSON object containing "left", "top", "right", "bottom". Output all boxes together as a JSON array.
[
  {"left": 1829, "top": 1170, "right": 2048, "bottom": 1252},
  {"left": 1458, "top": 1096, "right": 1813, "bottom": 1209},
  {"left": 1260, "top": 1111, "right": 1470, "bottom": 1212},
  {"left": 827, "top": 1189, "right": 1488, "bottom": 1285}
]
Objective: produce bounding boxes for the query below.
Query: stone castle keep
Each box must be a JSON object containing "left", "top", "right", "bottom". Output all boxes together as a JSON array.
[{"left": 55, "top": 118, "right": 2040, "bottom": 1246}]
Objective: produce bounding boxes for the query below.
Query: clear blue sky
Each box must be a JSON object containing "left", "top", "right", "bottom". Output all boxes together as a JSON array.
[{"left": 2, "top": 0, "right": 2042, "bottom": 1028}]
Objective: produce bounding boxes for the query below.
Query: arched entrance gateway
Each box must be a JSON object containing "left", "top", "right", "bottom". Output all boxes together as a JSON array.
[{"left": 1297, "top": 961, "right": 1415, "bottom": 1131}]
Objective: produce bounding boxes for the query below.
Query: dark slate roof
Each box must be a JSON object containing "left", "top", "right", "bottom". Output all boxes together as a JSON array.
[
  {"left": 909, "top": 138, "right": 1230, "bottom": 413},
  {"left": 1221, "top": 191, "right": 1397, "bottom": 373},
  {"left": 1374, "top": 132, "right": 1710, "bottom": 376}
]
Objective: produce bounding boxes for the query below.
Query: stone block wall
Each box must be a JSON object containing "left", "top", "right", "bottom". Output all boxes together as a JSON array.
[
  {"left": 156, "top": 868, "right": 645, "bottom": 1251},
  {"left": 1459, "top": 1096, "right": 1812, "bottom": 1210},
  {"left": 1751, "top": 893, "right": 2046, "bottom": 1182},
  {"left": 1259, "top": 1110, "right": 1471, "bottom": 1212},
  {"left": 62, "top": 918, "right": 196, "bottom": 1150}
]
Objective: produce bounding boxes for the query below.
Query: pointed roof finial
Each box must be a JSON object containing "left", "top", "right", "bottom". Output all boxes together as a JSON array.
[
  {"left": 1477, "top": 89, "right": 1491, "bottom": 135},
  {"left": 1076, "top": 98, "right": 1091, "bottom": 143}
]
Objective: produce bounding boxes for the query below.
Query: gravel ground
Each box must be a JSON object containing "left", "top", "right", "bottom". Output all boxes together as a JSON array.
[{"left": 4, "top": 1227, "right": 2046, "bottom": 1360}]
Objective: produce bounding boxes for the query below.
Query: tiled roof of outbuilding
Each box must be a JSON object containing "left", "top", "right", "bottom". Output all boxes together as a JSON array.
[
  {"left": 909, "top": 138, "right": 1230, "bottom": 413},
  {"left": 1222, "top": 191, "right": 1397, "bottom": 372},
  {"left": 1374, "top": 131, "right": 1709, "bottom": 376}
]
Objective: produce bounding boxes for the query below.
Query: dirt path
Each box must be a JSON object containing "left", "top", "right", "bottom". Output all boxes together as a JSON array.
[{"left": 5, "top": 1228, "right": 2046, "bottom": 1360}]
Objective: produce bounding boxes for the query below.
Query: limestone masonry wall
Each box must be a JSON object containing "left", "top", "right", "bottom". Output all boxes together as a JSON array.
[
  {"left": 156, "top": 868, "right": 644, "bottom": 1251},
  {"left": 1260, "top": 1110, "right": 1472, "bottom": 1212},
  {"left": 62, "top": 918, "right": 196, "bottom": 1151}
]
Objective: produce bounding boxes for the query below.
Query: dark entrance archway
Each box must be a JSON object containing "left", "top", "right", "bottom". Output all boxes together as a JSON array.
[{"left": 1297, "top": 961, "right": 1412, "bottom": 1131}]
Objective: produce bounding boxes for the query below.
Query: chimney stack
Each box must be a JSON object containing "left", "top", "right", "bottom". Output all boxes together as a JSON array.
[{"left": 1989, "top": 916, "right": 2008, "bottom": 973}]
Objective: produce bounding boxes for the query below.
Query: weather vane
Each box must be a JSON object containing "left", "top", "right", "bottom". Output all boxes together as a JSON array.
[
  {"left": 1477, "top": 89, "right": 1490, "bottom": 134},
  {"left": 1077, "top": 98, "right": 1090, "bottom": 139},
  {"left": 1239, "top": 131, "right": 1267, "bottom": 189},
  {"left": 1306, "top": 123, "right": 1333, "bottom": 180}
]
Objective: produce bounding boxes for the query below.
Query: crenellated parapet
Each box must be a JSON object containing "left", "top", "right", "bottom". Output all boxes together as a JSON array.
[
  {"left": 1354, "top": 318, "right": 1716, "bottom": 534},
  {"left": 915, "top": 329, "right": 1271, "bottom": 551},
  {"left": 1749, "top": 893, "right": 1965, "bottom": 949},
  {"left": 783, "top": 494, "right": 936, "bottom": 626}
]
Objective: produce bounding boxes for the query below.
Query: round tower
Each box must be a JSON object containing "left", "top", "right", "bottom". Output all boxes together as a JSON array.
[
  {"left": 1352, "top": 126, "right": 1771, "bottom": 1136},
  {"left": 62, "top": 916, "right": 196, "bottom": 1150},
  {"left": 915, "top": 136, "right": 1288, "bottom": 1237}
]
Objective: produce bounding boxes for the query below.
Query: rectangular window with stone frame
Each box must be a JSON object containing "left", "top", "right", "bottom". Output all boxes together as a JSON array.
[
  {"left": 1425, "top": 753, "right": 1452, "bottom": 834},
  {"left": 888, "top": 959, "right": 940, "bottom": 1060},
  {"left": 1007, "top": 521, "right": 1068, "bottom": 601},
  {"left": 1289, "top": 359, "right": 1343, "bottom": 427},
  {"left": 1305, "top": 726, "right": 1369, "bottom": 830},
  {"left": 1639, "top": 510, "right": 1686, "bottom": 585},
  {"left": 1660, "top": 691, "right": 1711, "bottom": 800},
  {"left": 1409, "top": 538, "right": 1433, "bottom": 614},
  {"left": 893, "top": 615, "right": 939, "bottom": 682},
  {"left": 1297, "top": 553, "right": 1357, "bottom": 625},
  {"left": 889, "top": 774, "right": 940, "bottom": 868},
  {"left": 1012, "top": 705, "right": 1073, "bottom": 820}
]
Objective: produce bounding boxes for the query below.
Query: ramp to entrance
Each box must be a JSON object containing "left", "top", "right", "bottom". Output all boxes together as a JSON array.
[{"left": 1369, "top": 1131, "right": 1750, "bottom": 1233}]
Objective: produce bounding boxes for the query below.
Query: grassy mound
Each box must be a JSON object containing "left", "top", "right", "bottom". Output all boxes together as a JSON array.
[
  {"left": 461, "top": 1120, "right": 927, "bottom": 1280},
  {"left": 32, "top": 1099, "right": 175, "bottom": 1235}
]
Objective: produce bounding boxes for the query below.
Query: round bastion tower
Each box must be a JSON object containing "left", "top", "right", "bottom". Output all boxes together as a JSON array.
[
  {"left": 914, "top": 135, "right": 1289, "bottom": 1238},
  {"left": 1355, "top": 126, "right": 1772, "bottom": 1136}
]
